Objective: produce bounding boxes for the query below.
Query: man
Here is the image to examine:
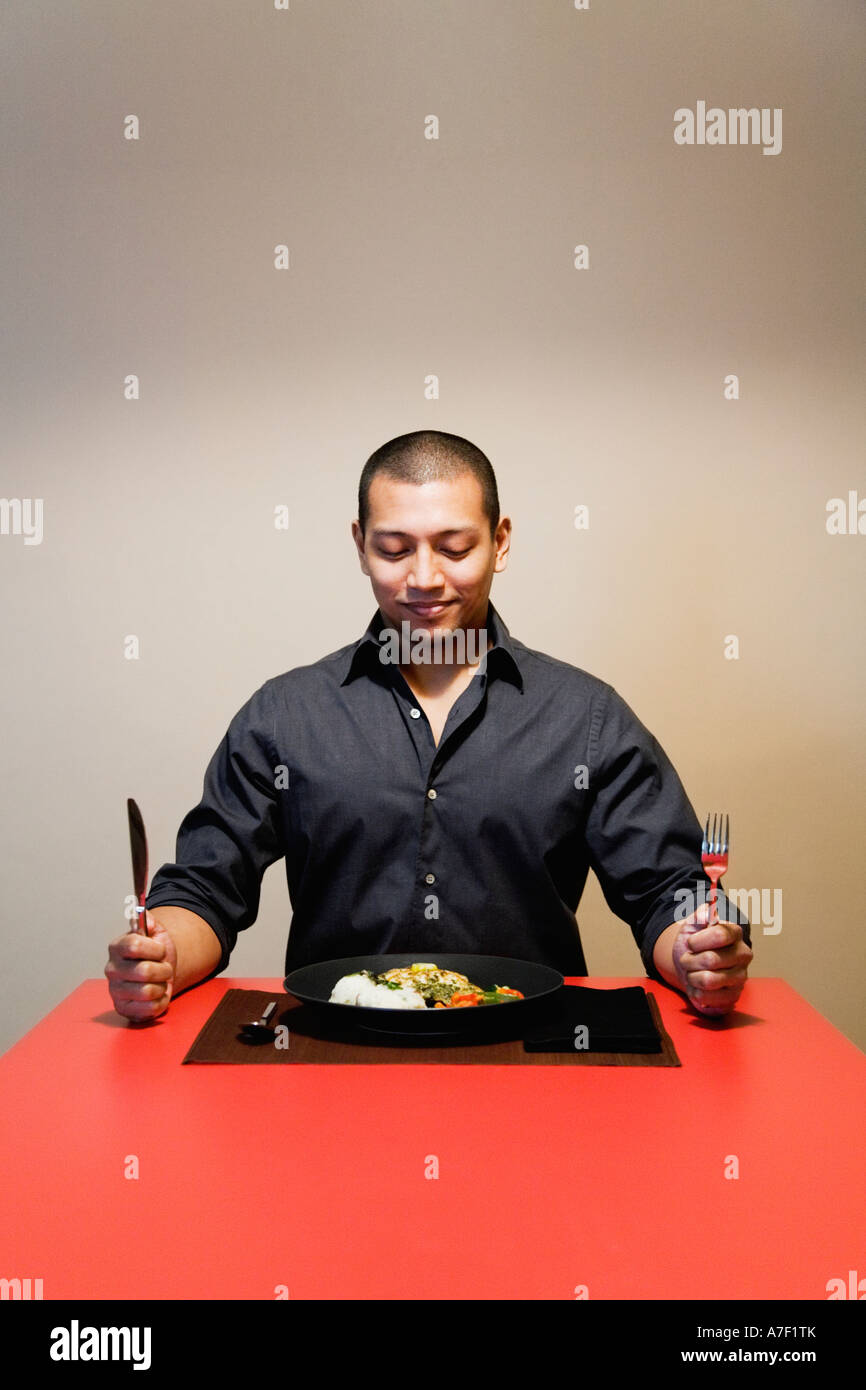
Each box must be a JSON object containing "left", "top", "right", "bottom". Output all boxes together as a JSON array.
[{"left": 105, "top": 430, "right": 752, "bottom": 1021}]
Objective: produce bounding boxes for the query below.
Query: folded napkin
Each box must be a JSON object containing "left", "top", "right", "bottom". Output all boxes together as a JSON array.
[{"left": 522, "top": 984, "right": 662, "bottom": 1053}]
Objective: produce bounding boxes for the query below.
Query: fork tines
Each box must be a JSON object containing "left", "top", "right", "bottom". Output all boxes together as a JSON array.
[{"left": 702, "top": 812, "right": 729, "bottom": 856}]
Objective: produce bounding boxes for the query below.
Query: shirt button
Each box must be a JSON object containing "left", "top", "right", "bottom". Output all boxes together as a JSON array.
[
  {"left": 425, "top": 873, "right": 436, "bottom": 884},
  {"left": 410, "top": 708, "right": 421, "bottom": 719},
  {"left": 427, "top": 788, "right": 437, "bottom": 800}
]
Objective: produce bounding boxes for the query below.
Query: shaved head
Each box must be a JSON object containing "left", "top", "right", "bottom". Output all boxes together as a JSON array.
[{"left": 358, "top": 430, "right": 500, "bottom": 538}]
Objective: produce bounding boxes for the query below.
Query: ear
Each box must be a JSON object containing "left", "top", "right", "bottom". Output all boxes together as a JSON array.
[
  {"left": 351, "top": 520, "right": 371, "bottom": 576},
  {"left": 493, "top": 517, "right": 512, "bottom": 573}
]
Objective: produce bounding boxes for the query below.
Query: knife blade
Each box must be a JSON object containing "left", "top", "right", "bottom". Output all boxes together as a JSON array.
[{"left": 127, "top": 797, "right": 149, "bottom": 937}]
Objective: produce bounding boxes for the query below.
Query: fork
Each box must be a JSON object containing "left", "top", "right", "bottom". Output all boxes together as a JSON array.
[{"left": 701, "top": 812, "right": 729, "bottom": 926}]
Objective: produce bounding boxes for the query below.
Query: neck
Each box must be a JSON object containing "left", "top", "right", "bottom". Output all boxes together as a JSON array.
[{"left": 397, "top": 624, "right": 492, "bottom": 697}]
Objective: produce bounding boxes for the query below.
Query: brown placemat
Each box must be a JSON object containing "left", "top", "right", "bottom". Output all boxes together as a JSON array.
[{"left": 182, "top": 989, "right": 681, "bottom": 1066}]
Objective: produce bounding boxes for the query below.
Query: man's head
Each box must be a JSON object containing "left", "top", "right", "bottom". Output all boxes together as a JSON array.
[{"left": 352, "top": 430, "right": 511, "bottom": 636}]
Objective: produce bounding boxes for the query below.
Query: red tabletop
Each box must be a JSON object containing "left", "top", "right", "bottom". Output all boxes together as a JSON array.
[{"left": 1, "top": 976, "right": 863, "bottom": 1301}]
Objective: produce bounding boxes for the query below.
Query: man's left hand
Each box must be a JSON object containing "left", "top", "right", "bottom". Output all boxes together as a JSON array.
[{"left": 671, "top": 902, "right": 753, "bottom": 1016}]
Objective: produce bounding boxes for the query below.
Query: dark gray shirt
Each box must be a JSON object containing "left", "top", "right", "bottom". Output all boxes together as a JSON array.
[{"left": 146, "top": 601, "right": 749, "bottom": 986}]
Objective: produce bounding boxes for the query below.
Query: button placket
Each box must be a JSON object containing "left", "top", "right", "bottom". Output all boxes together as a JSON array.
[{"left": 421, "top": 777, "right": 439, "bottom": 891}]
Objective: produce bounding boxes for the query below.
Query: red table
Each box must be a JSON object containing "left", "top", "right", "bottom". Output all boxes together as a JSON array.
[{"left": 1, "top": 976, "right": 863, "bottom": 1301}]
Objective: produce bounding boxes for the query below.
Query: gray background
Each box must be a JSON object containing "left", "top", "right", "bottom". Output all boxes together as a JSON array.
[{"left": 1, "top": 0, "right": 864, "bottom": 1054}]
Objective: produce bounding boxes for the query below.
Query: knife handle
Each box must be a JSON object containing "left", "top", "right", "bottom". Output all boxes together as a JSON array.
[{"left": 130, "top": 903, "right": 149, "bottom": 937}]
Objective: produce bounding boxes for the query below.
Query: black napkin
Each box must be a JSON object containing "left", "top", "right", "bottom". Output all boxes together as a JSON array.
[{"left": 522, "top": 984, "right": 662, "bottom": 1053}]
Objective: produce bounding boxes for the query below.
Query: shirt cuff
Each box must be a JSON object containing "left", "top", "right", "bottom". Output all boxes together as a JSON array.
[{"left": 144, "top": 893, "right": 232, "bottom": 983}]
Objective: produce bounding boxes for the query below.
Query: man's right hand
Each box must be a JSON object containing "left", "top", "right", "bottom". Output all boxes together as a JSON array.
[{"left": 105, "top": 911, "right": 177, "bottom": 1021}]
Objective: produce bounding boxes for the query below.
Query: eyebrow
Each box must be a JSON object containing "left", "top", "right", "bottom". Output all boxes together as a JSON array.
[{"left": 370, "top": 527, "right": 479, "bottom": 539}]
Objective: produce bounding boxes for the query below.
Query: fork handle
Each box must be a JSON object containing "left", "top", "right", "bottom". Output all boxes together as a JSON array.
[{"left": 705, "top": 871, "right": 723, "bottom": 925}]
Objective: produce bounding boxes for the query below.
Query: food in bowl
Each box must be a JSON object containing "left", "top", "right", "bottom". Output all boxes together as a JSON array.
[{"left": 328, "top": 961, "right": 524, "bottom": 1010}]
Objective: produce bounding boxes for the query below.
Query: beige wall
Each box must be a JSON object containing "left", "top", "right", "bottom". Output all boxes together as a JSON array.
[{"left": 2, "top": 0, "right": 864, "bottom": 1053}]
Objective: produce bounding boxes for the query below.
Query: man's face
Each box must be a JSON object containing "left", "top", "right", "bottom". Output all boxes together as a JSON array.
[{"left": 352, "top": 471, "right": 511, "bottom": 635}]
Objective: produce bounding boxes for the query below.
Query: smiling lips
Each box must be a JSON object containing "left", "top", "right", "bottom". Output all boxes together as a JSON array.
[{"left": 404, "top": 601, "right": 454, "bottom": 617}]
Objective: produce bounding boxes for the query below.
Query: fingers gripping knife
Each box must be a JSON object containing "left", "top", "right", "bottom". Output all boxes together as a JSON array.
[{"left": 126, "top": 798, "right": 150, "bottom": 937}]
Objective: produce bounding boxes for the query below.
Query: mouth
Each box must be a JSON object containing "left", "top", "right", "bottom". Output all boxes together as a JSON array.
[{"left": 403, "top": 601, "right": 455, "bottom": 618}]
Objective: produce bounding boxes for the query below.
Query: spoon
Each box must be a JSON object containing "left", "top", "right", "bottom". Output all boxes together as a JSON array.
[{"left": 239, "top": 1001, "right": 277, "bottom": 1037}]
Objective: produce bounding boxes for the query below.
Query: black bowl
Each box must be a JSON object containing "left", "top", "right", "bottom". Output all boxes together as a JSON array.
[{"left": 283, "top": 953, "right": 564, "bottom": 1036}]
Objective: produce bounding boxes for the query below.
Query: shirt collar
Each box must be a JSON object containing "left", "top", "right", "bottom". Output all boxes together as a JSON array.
[{"left": 338, "top": 599, "right": 524, "bottom": 691}]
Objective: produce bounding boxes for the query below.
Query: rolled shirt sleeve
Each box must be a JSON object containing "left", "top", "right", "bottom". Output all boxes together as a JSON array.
[
  {"left": 145, "top": 680, "right": 285, "bottom": 978},
  {"left": 584, "top": 683, "right": 751, "bottom": 987}
]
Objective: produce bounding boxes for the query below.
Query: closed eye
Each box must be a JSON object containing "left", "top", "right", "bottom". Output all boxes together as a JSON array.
[{"left": 377, "top": 547, "right": 472, "bottom": 560}]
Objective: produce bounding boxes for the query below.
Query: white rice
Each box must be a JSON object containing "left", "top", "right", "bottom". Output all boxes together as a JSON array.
[{"left": 329, "top": 972, "right": 428, "bottom": 1010}]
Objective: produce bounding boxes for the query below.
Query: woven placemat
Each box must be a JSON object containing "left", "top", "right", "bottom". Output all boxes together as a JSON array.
[{"left": 182, "top": 988, "right": 681, "bottom": 1066}]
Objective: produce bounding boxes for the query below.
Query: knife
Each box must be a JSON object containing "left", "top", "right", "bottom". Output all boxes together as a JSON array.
[{"left": 127, "top": 797, "right": 149, "bottom": 937}]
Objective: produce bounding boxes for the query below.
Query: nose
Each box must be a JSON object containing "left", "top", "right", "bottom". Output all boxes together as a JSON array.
[{"left": 407, "top": 544, "right": 444, "bottom": 592}]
